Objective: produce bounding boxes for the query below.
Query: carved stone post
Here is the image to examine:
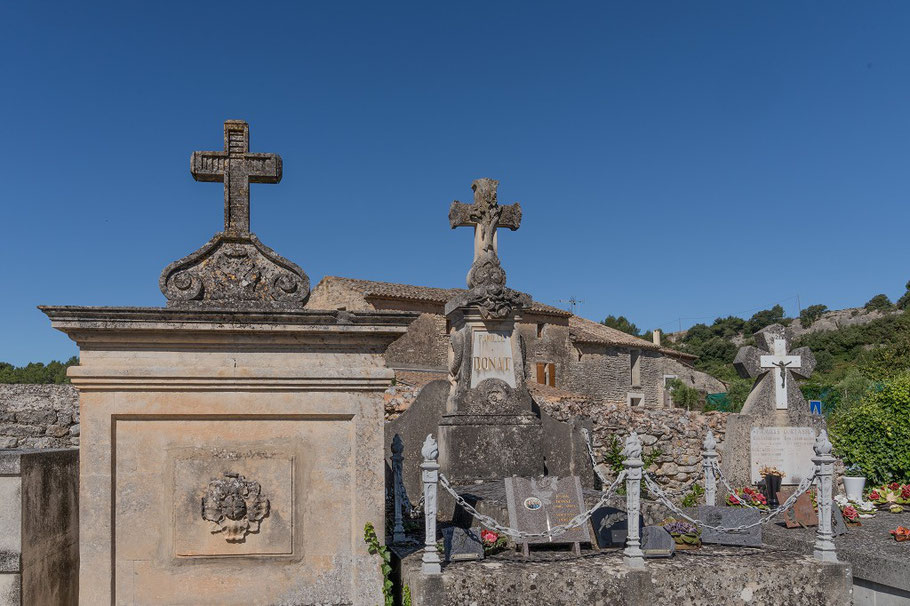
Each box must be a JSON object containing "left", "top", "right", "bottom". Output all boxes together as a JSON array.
[
  {"left": 420, "top": 434, "right": 442, "bottom": 574},
  {"left": 391, "top": 434, "right": 406, "bottom": 544},
  {"left": 812, "top": 430, "right": 838, "bottom": 563},
  {"left": 702, "top": 429, "right": 718, "bottom": 506},
  {"left": 623, "top": 432, "right": 645, "bottom": 569}
]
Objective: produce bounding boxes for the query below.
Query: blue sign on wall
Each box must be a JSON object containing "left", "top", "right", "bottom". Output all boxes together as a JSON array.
[{"left": 809, "top": 400, "right": 822, "bottom": 415}]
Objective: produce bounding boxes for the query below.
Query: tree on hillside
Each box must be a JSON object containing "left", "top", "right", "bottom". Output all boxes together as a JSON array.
[
  {"left": 601, "top": 315, "right": 640, "bottom": 336},
  {"left": 745, "top": 305, "right": 786, "bottom": 334},
  {"left": 897, "top": 281, "right": 910, "bottom": 310},
  {"left": 799, "top": 304, "right": 828, "bottom": 328},
  {"left": 865, "top": 294, "right": 893, "bottom": 312}
]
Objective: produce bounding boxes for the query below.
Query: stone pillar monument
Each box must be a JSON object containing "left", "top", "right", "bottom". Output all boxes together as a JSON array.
[
  {"left": 42, "top": 120, "right": 416, "bottom": 605},
  {"left": 438, "top": 178, "right": 543, "bottom": 484}
]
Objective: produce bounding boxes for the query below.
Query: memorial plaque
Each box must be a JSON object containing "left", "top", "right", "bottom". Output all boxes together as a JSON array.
[
  {"left": 779, "top": 492, "right": 818, "bottom": 528},
  {"left": 686, "top": 506, "right": 762, "bottom": 547},
  {"left": 471, "top": 329, "right": 515, "bottom": 387},
  {"left": 442, "top": 527, "right": 484, "bottom": 562},
  {"left": 589, "top": 506, "right": 645, "bottom": 548},
  {"left": 750, "top": 427, "right": 815, "bottom": 484},
  {"left": 504, "top": 476, "right": 590, "bottom": 545},
  {"left": 640, "top": 526, "right": 675, "bottom": 558}
]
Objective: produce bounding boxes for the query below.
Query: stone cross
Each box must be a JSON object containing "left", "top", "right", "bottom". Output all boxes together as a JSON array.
[
  {"left": 191, "top": 120, "right": 282, "bottom": 236},
  {"left": 734, "top": 324, "right": 815, "bottom": 410},
  {"left": 449, "top": 178, "right": 522, "bottom": 261}
]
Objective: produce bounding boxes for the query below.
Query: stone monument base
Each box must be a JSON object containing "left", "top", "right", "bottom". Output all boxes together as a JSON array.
[
  {"left": 397, "top": 544, "right": 852, "bottom": 605},
  {"left": 438, "top": 413, "right": 542, "bottom": 484}
]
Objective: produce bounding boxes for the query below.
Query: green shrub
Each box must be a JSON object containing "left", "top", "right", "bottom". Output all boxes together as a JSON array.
[
  {"left": 864, "top": 294, "right": 893, "bottom": 312},
  {"left": 799, "top": 304, "right": 828, "bottom": 328},
  {"left": 829, "top": 373, "right": 910, "bottom": 484},
  {"left": 667, "top": 379, "right": 701, "bottom": 410}
]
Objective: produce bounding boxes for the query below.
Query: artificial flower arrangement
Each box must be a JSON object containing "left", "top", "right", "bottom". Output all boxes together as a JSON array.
[
  {"left": 840, "top": 505, "right": 861, "bottom": 525},
  {"left": 662, "top": 519, "right": 701, "bottom": 548},
  {"left": 758, "top": 466, "right": 784, "bottom": 477},
  {"left": 726, "top": 487, "right": 769, "bottom": 510},
  {"left": 834, "top": 494, "right": 876, "bottom": 519},
  {"left": 890, "top": 526, "right": 910, "bottom": 542},
  {"left": 479, "top": 530, "right": 507, "bottom": 555},
  {"left": 867, "top": 483, "right": 910, "bottom": 513}
]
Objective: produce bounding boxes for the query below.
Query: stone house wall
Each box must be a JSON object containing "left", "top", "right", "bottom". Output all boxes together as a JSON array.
[
  {"left": 561, "top": 346, "right": 664, "bottom": 407},
  {"left": 0, "top": 385, "right": 80, "bottom": 449}
]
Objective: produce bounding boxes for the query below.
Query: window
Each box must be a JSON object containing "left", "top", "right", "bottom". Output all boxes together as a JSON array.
[
  {"left": 535, "top": 362, "right": 557, "bottom": 387},
  {"left": 630, "top": 350, "right": 641, "bottom": 388},
  {"left": 627, "top": 392, "right": 644, "bottom": 407},
  {"left": 536, "top": 323, "right": 545, "bottom": 338}
]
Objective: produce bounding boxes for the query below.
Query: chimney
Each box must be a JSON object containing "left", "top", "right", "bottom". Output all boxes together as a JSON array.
[{"left": 652, "top": 329, "right": 661, "bottom": 347}]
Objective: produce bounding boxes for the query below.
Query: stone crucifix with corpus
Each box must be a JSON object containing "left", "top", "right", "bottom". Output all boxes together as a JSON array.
[
  {"left": 191, "top": 120, "right": 282, "bottom": 235},
  {"left": 734, "top": 324, "right": 816, "bottom": 412}
]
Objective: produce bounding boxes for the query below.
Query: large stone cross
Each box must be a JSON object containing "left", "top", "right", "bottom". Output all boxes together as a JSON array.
[
  {"left": 191, "top": 120, "right": 282, "bottom": 236},
  {"left": 734, "top": 324, "right": 815, "bottom": 410},
  {"left": 448, "top": 178, "right": 522, "bottom": 261}
]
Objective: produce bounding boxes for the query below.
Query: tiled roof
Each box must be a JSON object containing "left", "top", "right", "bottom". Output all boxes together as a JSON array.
[
  {"left": 319, "top": 276, "right": 571, "bottom": 317},
  {"left": 568, "top": 315, "right": 697, "bottom": 359}
]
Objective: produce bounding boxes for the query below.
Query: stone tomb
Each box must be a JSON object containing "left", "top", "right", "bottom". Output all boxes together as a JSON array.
[
  {"left": 42, "top": 120, "right": 418, "bottom": 605},
  {"left": 504, "top": 476, "right": 590, "bottom": 552}
]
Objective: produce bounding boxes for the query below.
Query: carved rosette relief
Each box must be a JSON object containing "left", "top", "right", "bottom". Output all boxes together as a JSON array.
[{"left": 201, "top": 472, "right": 271, "bottom": 542}]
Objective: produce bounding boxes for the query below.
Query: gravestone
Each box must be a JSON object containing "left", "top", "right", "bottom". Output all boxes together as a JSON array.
[
  {"left": 780, "top": 492, "right": 819, "bottom": 528},
  {"left": 504, "top": 476, "right": 590, "bottom": 550},
  {"left": 438, "top": 178, "right": 543, "bottom": 483},
  {"left": 831, "top": 506, "right": 847, "bottom": 537},
  {"left": 42, "top": 120, "right": 418, "bottom": 605},
  {"left": 640, "top": 526, "right": 675, "bottom": 558},
  {"left": 686, "top": 506, "right": 762, "bottom": 547},
  {"left": 723, "top": 324, "right": 825, "bottom": 486},
  {"left": 442, "top": 527, "right": 484, "bottom": 562},
  {"left": 589, "top": 506, "right": 646, "bottom": 548}
]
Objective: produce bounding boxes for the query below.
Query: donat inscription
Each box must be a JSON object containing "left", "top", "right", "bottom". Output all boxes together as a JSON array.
[{"left": 471, "top": 329, "right": 515, "bottom": 388}]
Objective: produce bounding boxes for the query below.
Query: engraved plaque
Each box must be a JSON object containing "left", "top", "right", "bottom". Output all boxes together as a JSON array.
[
  {"left": 470, "top": 329, "right": 515, "bottom": 388},
  {"left": 749, "top": 426, "right": 815, "bottom": 484}
]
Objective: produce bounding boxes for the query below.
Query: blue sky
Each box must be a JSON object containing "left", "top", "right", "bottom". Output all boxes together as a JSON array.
[{"left": 1, "top": 2, "right": 909, "bottom": 364}]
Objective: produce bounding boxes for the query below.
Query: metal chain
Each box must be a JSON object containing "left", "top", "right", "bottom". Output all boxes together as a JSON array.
[
  {"left": 437, "top": 470, "right": 627, "bottom": 541},
  {"left": 709, "top": 460, "right": 763, "bottom": 508},
  {"left": 643, "top": 470, "right": 817, "bottom": 533}
]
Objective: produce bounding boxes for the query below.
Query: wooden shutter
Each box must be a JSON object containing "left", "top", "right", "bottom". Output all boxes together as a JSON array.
[
  {"left": 536, "top": 363, "right": 546, "bottom": 385},
  {"left": 548, "top": 363, "right": 556, "bottom": 387}
]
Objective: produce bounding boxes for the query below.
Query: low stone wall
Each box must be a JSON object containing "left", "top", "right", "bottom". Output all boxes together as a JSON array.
[
  {"left": 539, "top": 398, "right": 727, "bottom": 494},
  {"left": 0, "top": 385, "right": 79, "bottom": 449}
]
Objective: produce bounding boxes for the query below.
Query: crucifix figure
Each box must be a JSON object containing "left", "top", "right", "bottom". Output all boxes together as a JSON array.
[
  {"left": 734, "top": 325, "right": 816, "bottom": 411},
  {"left": 449, "top": 178, "right": 522, "bottom": 263},
  {"left": 191, "top": 120, "right": 282, "bottom": 236}
]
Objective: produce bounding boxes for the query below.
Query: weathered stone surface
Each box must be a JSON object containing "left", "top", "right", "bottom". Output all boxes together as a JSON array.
[
  {"left": 0, "top": 449, "right": 78, "bottom": 606},
  {"left": 685, "top": 506, "right": 762, "bottom": 547},
  {"left": 0, "top": 384, "right": 80, "bottom": 449},
  {"left": 640, "top": 525, "right": 675, "bottom": 558},
  {"left": 159, "top": 120, "right": 310, "bottom": 308},
  {"left": 43, "top": 305, "right": 416, "bottom": 605},
  {"left": 399, "top": 544, "right": 853, "bottom": 605},
  {"left": 441, "top": 527, "right": 484, "bottom": 562}
]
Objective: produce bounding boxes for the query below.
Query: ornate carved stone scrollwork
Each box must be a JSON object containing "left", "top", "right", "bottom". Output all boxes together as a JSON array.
[
  {"left": 201, "top": 472, "right": 270, "bottom": 542},
  {"left": 160, "top": 233, "right": 310, "bottom": 307}
]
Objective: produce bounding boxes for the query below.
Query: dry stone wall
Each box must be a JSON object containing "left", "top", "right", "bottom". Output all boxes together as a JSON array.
[
  {"left": 0, "top": 385, "right": 80, "bottom": 449},
  {"left": 540, "top": 396, "right": 728, "bottom": 494}
]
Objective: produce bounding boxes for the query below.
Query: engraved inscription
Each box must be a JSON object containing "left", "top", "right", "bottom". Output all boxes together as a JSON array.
[{"left": 470, "top": 329, "right": 515, "bottom": 388}]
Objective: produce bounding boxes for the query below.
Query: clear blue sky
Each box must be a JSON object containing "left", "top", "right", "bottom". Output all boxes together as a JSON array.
[{"left": 2, "top": 2, "right": 909, "bottom": 365}]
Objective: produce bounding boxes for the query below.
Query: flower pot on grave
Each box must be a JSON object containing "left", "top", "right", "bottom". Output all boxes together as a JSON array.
[
  {"left": 764, "top": 474, "right": 782, "bottom": 508},
  {"left": 843, "top": 476, "right": 866, "bottom": 502}
]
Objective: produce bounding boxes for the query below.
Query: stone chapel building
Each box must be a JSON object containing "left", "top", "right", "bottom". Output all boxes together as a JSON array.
[{"left": 307, "top": 276, "right": 725, "bottom": 408}]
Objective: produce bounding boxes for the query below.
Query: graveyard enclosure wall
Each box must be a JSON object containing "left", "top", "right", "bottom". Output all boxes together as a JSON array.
[
  {"left": 539, "top": 397, "right": 728, "bottom": 493},
  {"left": 0, "top": 385, "right": 80, "bottom": 449}
]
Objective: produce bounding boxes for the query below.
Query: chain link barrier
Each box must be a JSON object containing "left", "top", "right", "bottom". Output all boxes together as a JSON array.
[
  {"left": 395, "top": 467, "right": 425, "bottom": 517},
  {"left": 710, "top": 460, "right": 760, "bottom": 508},
  {"left": 437, "top": 470, "right": 627, "bottom": 541},
  {"left": 644, "top": 470, "right": 817, "bottom": 533}
]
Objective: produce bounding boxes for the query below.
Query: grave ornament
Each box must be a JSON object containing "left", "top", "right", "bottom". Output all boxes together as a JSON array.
[
  {"left": 159, "top": 120, "right": 310, "bottom": 307},
  {"left": 734, "top": 324, "right": 815, "bottom": 412}
]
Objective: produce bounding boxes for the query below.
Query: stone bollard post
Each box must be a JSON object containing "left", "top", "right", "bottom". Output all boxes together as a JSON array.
[
  {"left": 812, "top": 430, "right": 838, "bottom": 563},
  {"left": 420, "top": 434, "right": 442, "bottom": 574},
  {"left": 623, "top": 432, "right": 646, "bottom": 569},
  {"left": 702, "top": 429, "right": 718, "bottom": 506},
  {"left": 391, "top": 434, "right": 406, "bottom": 544}
]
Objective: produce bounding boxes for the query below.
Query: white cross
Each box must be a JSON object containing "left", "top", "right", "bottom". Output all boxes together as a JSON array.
[{"left": 759, "top": 338, "right": 801, "bottom": 410}]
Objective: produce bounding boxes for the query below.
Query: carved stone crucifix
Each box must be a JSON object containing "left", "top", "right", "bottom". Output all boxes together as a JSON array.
[
  {"left": 734, "top": 325, "right": 815, "bottom": 412},
  {"left": 191, "top": 120, "right": 282, "bottom": 236},
  {"left": 761, "top": 338, "right": 801, "bottom": 409},
  {"left": 448, "top": 178, "right": 522, "bottom": 262}
]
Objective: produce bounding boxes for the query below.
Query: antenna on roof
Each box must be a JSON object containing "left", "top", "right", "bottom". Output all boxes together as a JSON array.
[{"left": 558, "top": 296, "right": 584, "bottom": 314}]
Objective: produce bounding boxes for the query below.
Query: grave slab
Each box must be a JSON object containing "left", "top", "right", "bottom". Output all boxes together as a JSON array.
[{"left": 684, "top": 506, "right": 762, "bottom": 547}]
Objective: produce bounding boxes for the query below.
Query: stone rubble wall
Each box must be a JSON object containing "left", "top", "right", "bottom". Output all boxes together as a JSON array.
[
  {"left": 539, "top": 396, "right": 728, "bottom": 494},
  {"left": 0, "top": 385, "right": 80, "bottom": 449}
]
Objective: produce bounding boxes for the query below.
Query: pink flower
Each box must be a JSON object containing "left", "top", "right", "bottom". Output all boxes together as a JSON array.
[
  {"left": 842, "top": 506, "right": 859, "bottom": 521},
  {"left": 901, "top": 485, "right": 910, "bottom": 499},
  {"left": 889, "top": 482, "right": 900, "bottom": 491},
  {"left": 480, "top": 530, "right": 499, "bottom": 545},
  {"left": 870, "top": 490, "right": 881, "bottom": 501}
]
